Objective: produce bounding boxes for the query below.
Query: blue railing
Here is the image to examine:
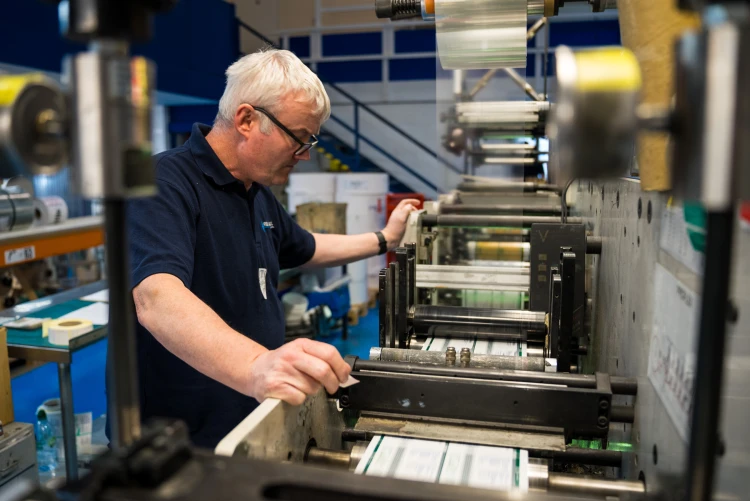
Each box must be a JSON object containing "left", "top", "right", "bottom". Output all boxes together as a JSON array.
[
  {"left": 327, "top": 115, "right": 438, "bottom": 192},
  {"left": 237, "top": 20, "right": 460, "bottom": 192}
]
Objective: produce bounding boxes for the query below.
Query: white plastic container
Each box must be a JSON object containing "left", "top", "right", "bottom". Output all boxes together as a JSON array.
[
  {"left": 335, "top": 173, "right": 389, "bottom": 276},
  {"left": 282, "top": 292, "right": 309, "bottom": 326},
  {"left": 286, "top": 173, "right": 337, "bottom": 214},
  {"left": 347, "top": 259, "right": 369, "bottom": 306}
]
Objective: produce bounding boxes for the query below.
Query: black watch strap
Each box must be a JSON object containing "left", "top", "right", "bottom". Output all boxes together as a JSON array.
[{"left": 375, "top": 231, "right": 388, "bottom": 255}]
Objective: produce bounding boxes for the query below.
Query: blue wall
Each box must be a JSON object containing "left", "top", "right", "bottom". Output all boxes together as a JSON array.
[{"left": 0, "top": 0, "right": 237, "bottom": 101}]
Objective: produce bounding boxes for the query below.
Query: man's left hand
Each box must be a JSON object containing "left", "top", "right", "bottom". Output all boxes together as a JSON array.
[{"left": 382, "top": 198, "right": 421, "bottom": 251}]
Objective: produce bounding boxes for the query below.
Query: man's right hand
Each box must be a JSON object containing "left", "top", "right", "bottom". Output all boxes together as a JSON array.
[{"left": 247, "top": 338, "right": 351, "bottom": 405}]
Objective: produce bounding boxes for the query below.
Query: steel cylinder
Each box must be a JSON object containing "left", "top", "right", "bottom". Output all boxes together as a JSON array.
[
  {"left": 305, "top": 448, "right": 353, "bottom": 469},
  {"left": 413, "top": 305, "right": 547, "bottom": 334},
  {"left": 440, "top": 204, "right": 562, "bottom": 215},
  {"left": 372, "top": 347, "right": 546, "bottom": 372},
  {"left": 547, "top": 473, "right": 645, "bottom": 496},
  {"left": 422, "top": 214, "right": 580, "bottom": 228},
  {"left": 70, "top": 47, "right": 156, "bottom": 199},
  {"left": 0, "top": 185, "right": 34, "bottom": 231},
  {"left": 427, "top": 325, "right": 528, "bottom": 342}
]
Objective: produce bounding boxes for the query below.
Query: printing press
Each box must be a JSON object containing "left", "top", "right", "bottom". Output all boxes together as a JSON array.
[
  {"left": 5, "top": 0, "right": 750, "bottom": 500},
  {"left": 213, "top": 232, "right": 643, "bottom": 497}
]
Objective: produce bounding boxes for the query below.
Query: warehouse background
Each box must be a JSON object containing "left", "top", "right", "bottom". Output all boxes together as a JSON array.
[{"left": 0, "top": 0, "right": 622, "bottom": 432}]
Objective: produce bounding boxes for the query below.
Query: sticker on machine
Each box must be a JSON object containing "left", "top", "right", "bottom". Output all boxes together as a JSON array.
[
  {"left": 659, "top": 199, "right": 704, "bottom": 275},
  {"left": 647, "top": 264, "right": 698, "bottom": 442},
  {"left": 5, "top": 245, "right": 35, "bottom": 265}
]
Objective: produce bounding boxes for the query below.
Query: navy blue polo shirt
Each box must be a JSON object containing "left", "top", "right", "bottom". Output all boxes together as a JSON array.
[{"left": 117, "top": 123, "right": 316, "bottom": 449}]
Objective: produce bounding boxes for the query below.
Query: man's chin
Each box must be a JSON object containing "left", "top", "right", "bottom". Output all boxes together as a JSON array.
[{"left": 270, "top": 167, "right": 294, "bottom": 186}]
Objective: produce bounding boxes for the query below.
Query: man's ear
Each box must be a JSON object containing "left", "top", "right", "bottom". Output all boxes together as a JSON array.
[{"left": 234, "top": 104, "right": 254, "bottom": 138}]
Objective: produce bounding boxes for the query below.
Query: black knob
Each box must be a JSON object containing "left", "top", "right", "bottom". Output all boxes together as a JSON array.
[{"left": 375, "top": 0, "right": 422, "bottom": 20}]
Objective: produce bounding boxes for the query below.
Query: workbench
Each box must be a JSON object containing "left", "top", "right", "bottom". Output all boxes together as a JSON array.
[{"left": 4, "top": 280, "right": 108, "bottom": 481}]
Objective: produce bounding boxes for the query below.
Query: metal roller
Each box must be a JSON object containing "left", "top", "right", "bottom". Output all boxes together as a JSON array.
[
  {"left": 305, "top": 441, "right": 370, "bottom": 471},
  {"left": 370, "top": 347, "right": 546, "bottom": 372},
  {"left": 465, "top": 241, "right": 530, "bottom": 261},
  {"left": 427, "top": 325, "right": 528, "bottom": 342},
  {"left": 412, "top": 305, "right": 547, "bottom": 334},
  {"left": 440, "top": 204, "right": 562, "bottom": 215},
  {"left": 421, "top": 214, "right": 580, "bottom": 228},
  {"left": 0, "top": 185, "right": 34, "bottom": 232},
  {"left": 547, "top": 474, "right": 645, "bottom": 496},
  {"left": 457, "top": 181, "right": 560, "bottom": 193},
  {"left": 351, "top": 359, "right": 638, "bottom": 396},
  {"left": 305, "top": 445, "right": 642, "bottom": 495},
  {"left": 452, "top": 101, "right": 550, "bottom": 130}
]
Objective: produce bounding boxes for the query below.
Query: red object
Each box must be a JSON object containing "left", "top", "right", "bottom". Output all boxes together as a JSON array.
[
  {"left": 741, "top": 202, "right": 750, "bottom": 230},
  {"left": 386, "top": 193, "right": 425, "bottom": 265}
]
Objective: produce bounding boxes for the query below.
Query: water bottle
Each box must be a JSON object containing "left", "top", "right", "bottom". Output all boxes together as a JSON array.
[{"left": 36, "top": 409, "right": 59, "bottom": 475}]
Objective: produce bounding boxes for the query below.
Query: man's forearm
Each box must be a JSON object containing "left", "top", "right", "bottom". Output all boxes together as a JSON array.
[
  {"left": 305, "top": 232, "right": 382, "bottom": 268},
  {"left": 133, "top": 274, "right": 267, "bottom": 396}
]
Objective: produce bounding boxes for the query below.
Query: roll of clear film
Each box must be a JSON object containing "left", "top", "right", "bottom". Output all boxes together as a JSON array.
[{"left": 435, "top": 0, "right": 527, "bottom": 70}]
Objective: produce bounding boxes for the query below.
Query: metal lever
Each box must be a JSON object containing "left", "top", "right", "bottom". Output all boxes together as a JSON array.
[
  {"left": 547, "top": 267, "right": 562, "bottom": 359},
  {"left": 378, "top": 269, "right": 387, "bottom": 349},
  {"left": 558, "top": 249, "right": 577, "bottom": 372}
]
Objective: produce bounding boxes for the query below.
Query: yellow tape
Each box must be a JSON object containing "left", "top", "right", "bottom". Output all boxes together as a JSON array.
[
  {"left": 574, "top": 47, "right": 642, "bottom": 92},
  {"left": 0, "top": 73, "right": 47, "bottom": 107}
]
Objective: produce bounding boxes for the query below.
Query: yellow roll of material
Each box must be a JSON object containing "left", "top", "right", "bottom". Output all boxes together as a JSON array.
[
  {"left": 618, "top": 0, "right": 700, "bottom": 191},
  {"left": 468, "top": 241, "right": 527, "bottom": 261},
  {"left": 48, "top": 319, "right": 94, "bottom": 346}
]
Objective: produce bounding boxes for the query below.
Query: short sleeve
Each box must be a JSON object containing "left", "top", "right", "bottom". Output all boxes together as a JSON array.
[
  {"left": 274, "top": 197, "right": 316, "bottom": 269},
  {"left": 128, "top": 170, "right": 198, "bottom": 289}
]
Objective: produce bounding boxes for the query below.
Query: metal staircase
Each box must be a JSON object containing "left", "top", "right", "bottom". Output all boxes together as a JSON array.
[{"left": 237, "top": 20, "right": 461, "bottom": 199}]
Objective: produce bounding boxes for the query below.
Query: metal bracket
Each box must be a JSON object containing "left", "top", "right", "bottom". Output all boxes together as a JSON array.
[
  {"left": 558, "top": 249, "right": 576, "bottom": 373},
  {"left": 547, "top": 267, "right": 562, "bottom": 360},
  {"left": 378, "top": 269, "right": 387, "bottom": 349},
  {"left": 341, "top": 370, "right": 615, "bottom": 440}
]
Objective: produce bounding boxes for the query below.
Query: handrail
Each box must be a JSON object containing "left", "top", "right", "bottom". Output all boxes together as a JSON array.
[
  {"left": 236, "top": 19, "right": 461, "bottom": 176},
  {"left": 326, "top": 115, "right": 438, "bottom": 193}
]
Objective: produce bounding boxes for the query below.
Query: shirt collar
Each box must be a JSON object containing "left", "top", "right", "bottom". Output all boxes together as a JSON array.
[{"left": 188, "top": 123, "right": 241, "bottom": 187}]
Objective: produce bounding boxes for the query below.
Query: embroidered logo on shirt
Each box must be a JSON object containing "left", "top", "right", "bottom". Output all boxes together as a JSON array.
[
  {"left": 259, "top": 268, "right": 267, "bottom": 299},
  {"left": 261, "top": 221, "right": 275, "bottom": 232}
]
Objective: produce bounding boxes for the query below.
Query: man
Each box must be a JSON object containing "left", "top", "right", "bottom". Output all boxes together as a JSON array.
[{"left": 119, "top": 48, "right": 419, "bottom": 448}]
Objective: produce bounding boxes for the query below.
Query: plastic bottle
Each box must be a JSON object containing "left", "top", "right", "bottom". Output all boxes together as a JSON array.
[{"left": 35, "top": 409, "right": 59, "bottom": 475}]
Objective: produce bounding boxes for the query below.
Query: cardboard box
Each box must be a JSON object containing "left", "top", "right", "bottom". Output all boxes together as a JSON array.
[
  {"left": 0, "top": 327, "right": 13, "bottom": 425},
  {"left": 296, "top": 203, "right": 347, "bottom": 235}
]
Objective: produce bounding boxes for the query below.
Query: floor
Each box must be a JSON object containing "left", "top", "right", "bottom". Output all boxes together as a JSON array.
[{"left": 10, "top": 305, "right": 380, "bottom": 426}]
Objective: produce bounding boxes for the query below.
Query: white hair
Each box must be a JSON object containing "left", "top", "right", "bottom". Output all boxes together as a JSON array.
[{"left": 216, "top": 47, "right": 330, "bottom": 134}]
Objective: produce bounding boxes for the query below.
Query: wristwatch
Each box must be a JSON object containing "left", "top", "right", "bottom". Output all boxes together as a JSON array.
[{"left": 374, "top": 231, "right": 388, "bottom": 255}]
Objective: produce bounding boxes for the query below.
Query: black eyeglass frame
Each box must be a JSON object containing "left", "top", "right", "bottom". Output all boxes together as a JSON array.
[{"left": 252, "top": 106, "right": 318, "bottom": 156}]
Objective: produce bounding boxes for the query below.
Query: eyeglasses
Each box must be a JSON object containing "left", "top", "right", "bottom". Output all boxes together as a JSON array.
[{"left": 252, "top": 106, "right": 318, "bottom": 156}]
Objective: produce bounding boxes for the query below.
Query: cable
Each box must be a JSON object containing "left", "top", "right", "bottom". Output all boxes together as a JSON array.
[{"left": 561, "top": 178, "right": 575, "bottom": 224}]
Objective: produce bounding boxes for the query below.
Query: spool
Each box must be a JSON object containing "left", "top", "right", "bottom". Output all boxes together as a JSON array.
[
  {"left": 47, "top": 319, "right": 94, "bottom": 346},
  {"left": 548, "top": 46, "right": 642, "bottom": 186},
  {"left": 0, "top": 184, "right": 34, "bottom": 232},
  {"left": 467, "top": 241, "right": 528, "bottom": 261},
  {"left": 0, "top": 74, "right": 67, "bottom": 178},
  {"left": 33, "top": 196, "right": 69, "bottom": 226},
  {"left": 435, "top": 0, "right": 527, "bottom": 70}
]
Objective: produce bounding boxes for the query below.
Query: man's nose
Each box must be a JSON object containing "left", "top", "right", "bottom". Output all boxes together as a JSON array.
[{"left": 296, "top": 148, "right": 311, "bottom": 161}]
